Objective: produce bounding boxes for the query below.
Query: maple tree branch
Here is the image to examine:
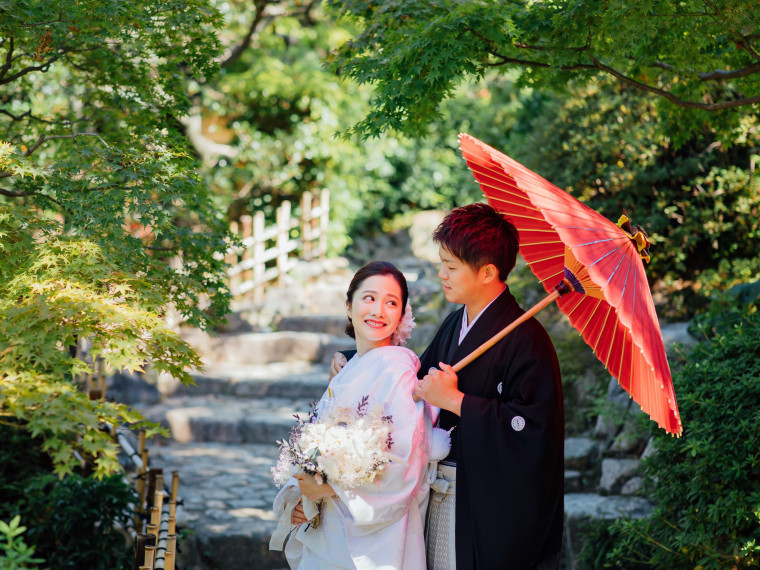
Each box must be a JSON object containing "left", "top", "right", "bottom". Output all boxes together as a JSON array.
[
  {"left": 0, "top": 178, "right": 130, "bottom": 199},
  {"left": 299, "top": 0, "right": 320, "bottom": 26},
  {"left": 649, "top": 60, "right": 760, "bottom": 81},
  {"left": 474, "top": 24, "right": 760, "bottom": 111},
  {"left": 220, "top": 0, "right": 272, "bottom": 69},
  {"left": 0, "top": 133, "right": 111, "bottom": 197},
  {"left": 0, "top": 60, "right": 60, "bottom": 85},
  {"left": 485, "top": 34, "right": 760, "bottom": 85},
  {"left": 23, "top": 132, "right": 109, "bottom": 157},
  {"left": 486, "top": 52, "right": 597, "bottom": 71},
  {"left": 220, "top": 0, "right": 321, "bottom": 69},
  {"left": 730, "top": 34, "right": 760, "bottom": 62},
  {"left": 0, "top": 109, "right": 57, "bottom": 125},
  {"left": 511, "top": 31, "right": 592, "bottom": 53},
  {"left": 0, "top": 36, "right": 14, "bottom": 80},
  {"left": 590, "top": 54, "right": 760, "bottom": 110},
  {"left": 18, "top": 18, "right": 70, "bottom": 28},
  {"left": 0, "top": 109, "right": 31, "bottom": 122},
  {"left": 145, "top": 245, "right": 179, "bottom": 252},
  {"left": 0, "top": 186, "right": 35, "bottom": 197},
  {"left": 702, "top": 0, "right": 760, "bottom": 61},
  {"left": 0, "top": 38, "right": 103, "bottom": 85},
  {"left": 467, "top": 28, "right": 596, "bottom": 71}
]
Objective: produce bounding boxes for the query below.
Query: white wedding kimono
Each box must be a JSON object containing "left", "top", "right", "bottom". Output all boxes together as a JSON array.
[{"left": 271, "top": 345, "right": 433, "bottom": 569}]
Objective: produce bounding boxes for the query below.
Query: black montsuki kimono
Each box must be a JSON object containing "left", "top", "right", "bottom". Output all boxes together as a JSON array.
[{"left": 419, "top": 286, "right": 564, "bottom": 570}]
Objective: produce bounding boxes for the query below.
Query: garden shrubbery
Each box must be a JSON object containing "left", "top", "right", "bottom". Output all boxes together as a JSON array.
[
  {"left": 578, "top": 306, "right": 760, "bottom": 569},
  {"left": 0, "top": 424, "right": 136, "bottom": 570}
]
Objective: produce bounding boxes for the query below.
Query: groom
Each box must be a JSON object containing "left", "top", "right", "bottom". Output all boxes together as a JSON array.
[{"left": 332, "top": 203, "right": 564, "bottom": 569}]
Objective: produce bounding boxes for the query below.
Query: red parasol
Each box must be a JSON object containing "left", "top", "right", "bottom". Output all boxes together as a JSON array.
[{"left": 454, "top": 133, "right": 682, "bottom": 436}]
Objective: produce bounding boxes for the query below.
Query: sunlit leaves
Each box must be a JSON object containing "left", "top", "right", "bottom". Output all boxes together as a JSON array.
[
  {"left": 1, "top": 0, "right": 228, "bottom": 478},
  {"left": 325, "top": 0, "right": 760, "bottom": 140},
  {"left": 0, "top": 204, "right": 192, "bottom": 477}
]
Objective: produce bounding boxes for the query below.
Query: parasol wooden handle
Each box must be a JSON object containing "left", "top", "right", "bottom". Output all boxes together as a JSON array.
[{"left": 451, "top": 289, "right": 561, "bottom": 372}]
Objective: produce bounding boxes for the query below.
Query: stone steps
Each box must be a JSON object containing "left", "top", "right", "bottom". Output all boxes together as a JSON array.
[
  {"left": 179, "top": 329, "right": 354, "bottom": 367},
  {"left": 564, "top": 437, "right": 600, "bottom": 494},
  {"left": 142, "top": 394, "right": 309, "bottom": 445},
  {"left": 274, "top": 314, "right": 348, "bottom": 336},
  {"left": 141, "top": 360, "right": 337, "bottom": 567},
  {"left": 159, "top": 361, "right": 331, "bottom": 399},
  {"left": 145, "top": 362, "right": 331, "bottom": 445},
  {"left": 563, "top": 493, "right": 653, "bottom": 568}
]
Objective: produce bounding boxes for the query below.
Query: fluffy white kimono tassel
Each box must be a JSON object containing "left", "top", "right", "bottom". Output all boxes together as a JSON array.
[
  {"left": 430, "top": 427, "right": 453, "bottom": 462},
  {"left": 427, "top": 427, "right": 453, "bottom": 484}
]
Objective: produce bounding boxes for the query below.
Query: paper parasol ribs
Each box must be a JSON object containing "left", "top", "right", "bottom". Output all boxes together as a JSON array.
[{"left": 454, "top": 133, "right": 682, "bottom": 436}]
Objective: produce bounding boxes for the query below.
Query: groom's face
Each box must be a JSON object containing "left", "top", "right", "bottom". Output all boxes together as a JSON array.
[{"left": 437, "top": 246, "right": 482, "bottom": 306}]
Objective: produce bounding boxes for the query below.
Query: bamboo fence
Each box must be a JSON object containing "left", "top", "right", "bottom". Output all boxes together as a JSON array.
[{"left": 226, "top": 189, "right": 329, "bottom": 302}]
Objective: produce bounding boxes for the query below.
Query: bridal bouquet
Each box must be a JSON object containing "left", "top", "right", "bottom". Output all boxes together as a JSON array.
[{"left": 272, "top": 395, "right": 394, "bottom": 489}]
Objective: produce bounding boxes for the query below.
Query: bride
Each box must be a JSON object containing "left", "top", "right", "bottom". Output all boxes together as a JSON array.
[{"left": 271, "top": 261, "right": 434, "bottom": 569}]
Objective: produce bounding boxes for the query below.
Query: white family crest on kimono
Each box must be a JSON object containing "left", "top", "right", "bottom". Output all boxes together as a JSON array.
[{"left": 271, "top": 345, "right": 433, "bottom": 570}]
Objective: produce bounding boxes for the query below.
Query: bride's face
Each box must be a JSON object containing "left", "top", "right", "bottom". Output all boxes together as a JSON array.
[{"left": 348, "top": 274, "right": 404, "bottom": 349}]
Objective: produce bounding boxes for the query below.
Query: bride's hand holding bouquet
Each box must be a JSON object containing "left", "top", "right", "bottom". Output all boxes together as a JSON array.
[
  {"left": 271, "top": 394, "right": 395, "bottom": 532},
  {"left": 293, "top": 472, "right": 336, "bottom": 502}
]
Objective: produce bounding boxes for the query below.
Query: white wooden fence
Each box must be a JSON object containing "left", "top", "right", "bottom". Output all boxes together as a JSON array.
[{"left": 226, "top": 189, "right": 329, "bottom": 301}]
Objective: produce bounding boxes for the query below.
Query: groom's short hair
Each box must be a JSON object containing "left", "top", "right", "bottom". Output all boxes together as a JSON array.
[{"left": 433, "top": 203, "right": 519, "bottom": 282}]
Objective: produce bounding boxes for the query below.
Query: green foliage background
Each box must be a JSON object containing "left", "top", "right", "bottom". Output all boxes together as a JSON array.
[
  {"left": 325, "top": 0, "right": 760, "bottom": 316},
  {"left": 2, "top": 0, "right": 760, "bottom": 565},
  {"left": 498, "top": 80, "right": 760, "bottom": 317},
  {"left": 198, "top": 2, "right": 488, "bottom": 250}
]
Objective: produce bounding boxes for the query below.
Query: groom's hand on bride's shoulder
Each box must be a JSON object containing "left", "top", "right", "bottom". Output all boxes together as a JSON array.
[
  {"left": 329, "top": 352, "right": 347, "bottom": 380},
  {"left": 414, "top": 363, "right": 464, "bottom": 416}
]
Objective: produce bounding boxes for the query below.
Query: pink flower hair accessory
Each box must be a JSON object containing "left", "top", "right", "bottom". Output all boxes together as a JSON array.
[{"left": 391, "top": 302, "right": 415, "bottom": 346}]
